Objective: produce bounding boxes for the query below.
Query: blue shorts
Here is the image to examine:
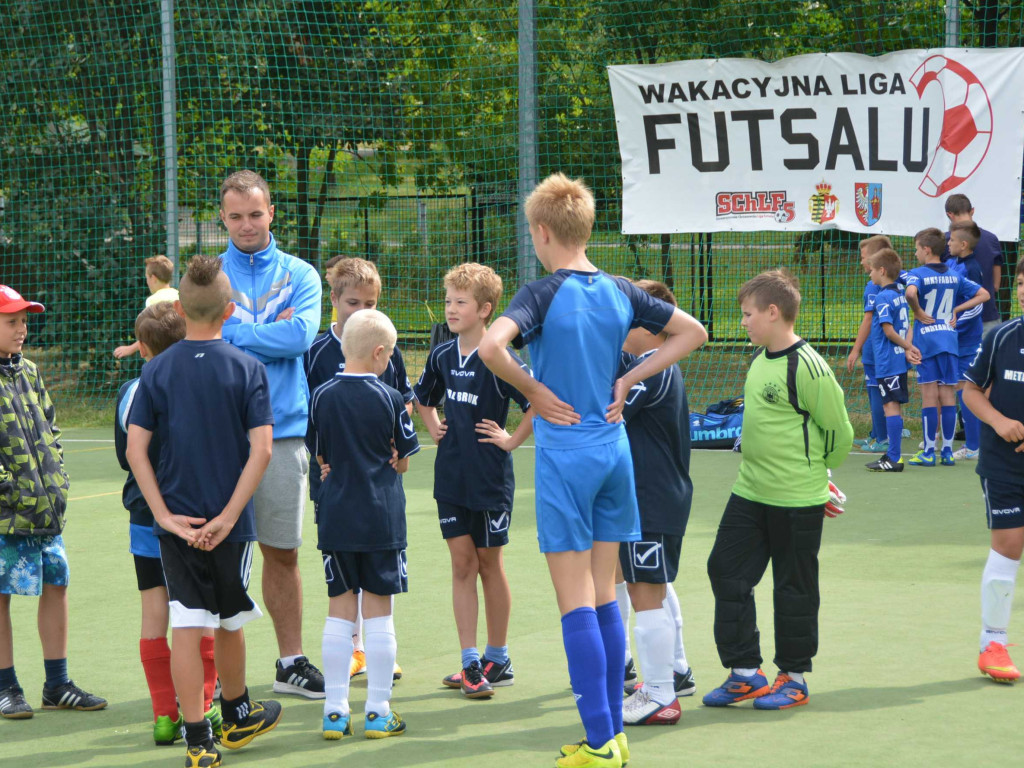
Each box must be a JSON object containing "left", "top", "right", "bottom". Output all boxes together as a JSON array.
[
  {"left": 981, "top": 477, "right": 1024, "bottom": 530},
  {"left": 322, "top": 549, "right": 408, "bottom": 598},
  {"left": 916, "top": 353, "right": 959, "bottom": 385},
  {"left": 862, "top": 362, "right": 877, "bottom": 388},
  {"left": 535, "top": 436, "right": 640, "bottom": 553},
  {"left": 0, "top": 534, "right": 70, "bottom": 596},
  {"left": 437, "top": 501, "right": 510, "bottom": 548},
  {"left": 876, "top": 373, "right": 909, "bottom": 405},
  {"left": 959, "top": 345, "right": 982, "bottom": 377},
  {"left": 130, "top": 523, "right": 161, "bottom": 559}
]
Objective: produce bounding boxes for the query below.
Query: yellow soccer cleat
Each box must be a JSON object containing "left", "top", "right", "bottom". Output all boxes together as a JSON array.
[{"left": 556, "top": 737, "right": 623, "bottom": 768}]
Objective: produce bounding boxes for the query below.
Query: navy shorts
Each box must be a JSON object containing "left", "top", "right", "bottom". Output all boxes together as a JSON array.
[
  {"left": 159, "top": 536, "right": 261, "bottom": 631},
  {"left": 959, "top": 344, "right": 982, "bottom": 377},
  {"left": 862, "top": 362, "right": 877, "bottom": 388},
  {"left": 322, "top": 549, "right": 408, "bottom": 598},
  {"left": 437, "top": 501, "right": 510, "bottom": 548},
  {"left": 981, "top": 477, "right": 1024, "bottom": 530},
  {"left": 535, "top": 436, "right": 640, "bottom": 553},
  {"left": 876, "top": 373, "right": 909, "bottom": 404},
  {"left": 917, "top": 353, "right": 959, "bottom": 385},
  {"left": 619, "top": 533, "right": 682, "bottom": 585},
  {"left": 134, "top": 554, "right": 166, "bottom": 592}
]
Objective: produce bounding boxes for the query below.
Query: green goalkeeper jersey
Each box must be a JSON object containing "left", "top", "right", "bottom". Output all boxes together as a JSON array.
[{"left": 733, "top": 340, "right": 853, "bottom": 507}]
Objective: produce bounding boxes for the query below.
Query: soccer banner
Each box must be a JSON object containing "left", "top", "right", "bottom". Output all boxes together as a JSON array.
[{"left": 608, "top": 49, "right": 1024, "bottom": 240}]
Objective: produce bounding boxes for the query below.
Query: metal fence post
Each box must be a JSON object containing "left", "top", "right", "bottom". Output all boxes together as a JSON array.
[
  {"left": 517, "top": 0, "right": 539, "bottom": 288},
  {"left": 160, "top": 0, "right": 178, "bottom": 280}
]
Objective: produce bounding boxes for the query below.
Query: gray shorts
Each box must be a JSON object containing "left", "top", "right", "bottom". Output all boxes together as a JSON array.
[{"left": 253, "top": 437, "right": 309, "bottom": 550}]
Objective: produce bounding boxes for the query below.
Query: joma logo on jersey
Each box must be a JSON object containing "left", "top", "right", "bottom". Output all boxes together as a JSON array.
[
  {"left": 446, "top": 388, "right": 479, "bottom": 405},
  {"left": 1003, "top": 370, "right": 1024, "bottom": 382}
]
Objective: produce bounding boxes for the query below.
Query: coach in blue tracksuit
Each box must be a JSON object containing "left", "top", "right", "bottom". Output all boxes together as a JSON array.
[{"left": 218, "top": 169, "right": 327, "bottom": 699}]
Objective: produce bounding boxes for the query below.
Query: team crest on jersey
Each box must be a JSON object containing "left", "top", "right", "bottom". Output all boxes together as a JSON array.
[
  {"left": 808, "top": 181, "right": 839, "bottom": 224},
  {"left": 854, "top": 183, "right": 882, "bottom": 226},
  {"left": 761, "top": 381, "right": 782, "bottom": 404}
]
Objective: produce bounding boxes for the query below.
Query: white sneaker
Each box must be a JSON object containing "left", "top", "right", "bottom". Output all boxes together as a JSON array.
[
  {"left": 623, "top": 684, "right": 681, "bottom": 725},
  {"left": 952, "top": 446, "right": 979, "bottom": 460}
]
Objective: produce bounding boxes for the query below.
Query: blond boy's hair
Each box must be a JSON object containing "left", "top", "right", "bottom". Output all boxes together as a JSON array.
[
  {"left": 135, "top": 301, "right": 186, "bottom": 356},
  {"left": 179, "top": 255, "right": 231, "bottom": 323},
  {"left": 524, "top": 172, "right": 595, "bottom": 248},
  {"left": 737, "top": 269, "right": 801, "bottom": 323},
  {"left": 145, "top": 255, "right": 174, "bottom": 285},
  {"left": 858, "top": 235, "right": 892, "bottom": 257},
  {"left": 341, "top": 309, "right": 397, "bottom": 362},
  {"left": 914, "top": 227, "right": 946, "bottom": 259},
  {"left": 949, "top": 220, "right": 980, "bottom": 251},
  {"left": 444, "top": 263, "right": 502, "bottom": 322},
  {"left": 325, "top": 256, "right": 381, "bottom": 299},
  {"left": 219, "top": 169, "right": 272, "bottom": 207},
  {"left": 870, "top": 248, "right": 903, "bottom": 282}
]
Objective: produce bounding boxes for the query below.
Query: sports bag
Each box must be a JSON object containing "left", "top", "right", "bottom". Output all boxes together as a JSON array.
[{"left": 689, "top": 397, "right": 744, "bottom": 449}]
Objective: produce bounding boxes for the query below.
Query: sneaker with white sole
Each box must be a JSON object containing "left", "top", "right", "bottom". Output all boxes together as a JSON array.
[
  {"left": 952, "top": 446, "right": 979, "bottom": 460},
  {"left": 0, "top": 685, "right": 33, "bottom": 719},
  {"left": 273, "top": 656, "right": 325, "bottom": 699},
  {"left": 623, "top": 685, "right": 680, "bottom": 725}
]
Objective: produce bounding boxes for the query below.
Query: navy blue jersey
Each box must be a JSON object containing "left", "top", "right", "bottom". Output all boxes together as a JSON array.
[
  {"left": 619, "top": 351, "right": 692, "bottom": 537},
  {"left": 414, "top": 339, "right": 530, "bottom": 513},
  {"left": 871, "top": 284, "right": 911, "bottom": 378},
  {"left": 946, "top": 255, "right": 985, "bottom": 352},
  {"left": 128, "top": 340, "right": 274, "bottom": 541},
  {"left": 501, "top": 270, "right": 674, "bottom": 450},
  {"left": 945, "top": 228, "right": 1003, "bottom": 322},
  {"left": 905, "top": 264, "right": 981, "bottom": 358},
  {"left": 115, "top": 378, "right": 162, "bottom": 528},
  {"left": 963, "top": 318, "right": 1024, "bottom": 480},
  {"left": 307, "top": 373, "right": 420, "bottom": 552}
]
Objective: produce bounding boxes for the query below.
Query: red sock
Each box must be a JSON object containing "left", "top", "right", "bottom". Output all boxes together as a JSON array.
[
  {"left": 140, "top": 637, "right": 178, "bottom": 720},
  {"left": 200, "top": 635, "right": 217, "bottom": 711}
]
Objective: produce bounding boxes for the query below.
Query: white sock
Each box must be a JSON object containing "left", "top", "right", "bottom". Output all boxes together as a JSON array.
[
  {"left": 786, "top": 671, "right": 805, "bottom": 684},
  {"left": 733, "top": 667, "right": 758, "bottom": 677},
  {"left": 364, "top": 615, "right": 397, "bottom": 716},
  {"left": 981, "top": 549, "right": 1020, "bottom": 651},
  {"left": 633, "top": 608, "right": 676, "bottom": 706},
  {"left": 663, "top": 583, "right": 689, "bottom": 674},
  {"left": 278, "top": 654, "right": 301, "bottom": 668},
  {"left": 322, "top": 617, "right": 355, "bottom": 716},
  {"left": 615, "top": 581, "right": 632, "bottom": 662},
  {"left": 353, "top": 594, "right": 364, "bottom": 652}
]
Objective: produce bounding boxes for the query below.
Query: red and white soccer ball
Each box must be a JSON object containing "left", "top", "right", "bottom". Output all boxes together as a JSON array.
[{"left": 910, "top": 55, "right": 993, "bottom": 198}]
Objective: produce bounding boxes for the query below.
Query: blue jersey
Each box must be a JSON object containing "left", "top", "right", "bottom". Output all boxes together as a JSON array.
[
  {"left": 945, "top": 227, "right": 1003, "bottom": 322},
  {"left": 414, "top": 339, "right": 530, "bottom": 513},
  {"left": 306, "top": 373, "right": 420, "bottom": 552},
  {"left": 861, "top": 272, "right": 909, "bottom": 366},
  {"left": 905, "top": 263, "right": 981, "bottom": 358},
  {"left": 945, "top": 255, "right": 985, "bottom": 353},
  {"left": 963, "top": 318, "right": 1024, "bottom": 480},
  {"left": 620, "top": 351, "right": 692, "bottom": 537},
  {"left": 303, "top": 324, "right": 413, "bottom": 501},
  {"left": 115, "top": 378, "right": 162, "bottom": 528},
  {"left": 128, "top": 339, "right": 274, "bottom": 542},
  {"left": 870, "top": 284, "right": 910, "bottom": 378},
  {"left": 501, "top": 270, "right": 674, "bottom": 450}
]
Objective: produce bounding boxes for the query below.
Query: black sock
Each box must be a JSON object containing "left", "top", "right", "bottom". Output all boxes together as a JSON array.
[
  {"left": 220, "top": 687, "right": 251, "bottom": 723},
  {"left": 184, "top": 719, "right": 213, "bottom": 749}
]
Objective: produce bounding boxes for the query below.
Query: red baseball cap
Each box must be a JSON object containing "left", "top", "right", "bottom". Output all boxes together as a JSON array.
[{"left": 0, "top": 285, "right": 45, "bottom": 313}]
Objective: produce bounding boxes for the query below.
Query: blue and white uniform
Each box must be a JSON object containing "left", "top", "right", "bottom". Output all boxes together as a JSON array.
[
  {"left": 905, "top": 263, "right": 981, "bottom": 385},
  {"left": 946, "top": 254, "right": 986, "bottom": 373},
  {"left": 501, "top": 270, "right": 674, "bottom": 552}
]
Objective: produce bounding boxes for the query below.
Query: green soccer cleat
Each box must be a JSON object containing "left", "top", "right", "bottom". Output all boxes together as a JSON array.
[
  {"left": 556, "top": 737, "right": 622, "bottom": 767},
  {"left": 908, "top": 449, "right": 936, "bottom": 467},
  {"left": 204, "top": 705, "right": 223, "bottom": 739},
  {"left": 154, "top": 713, "right": 184, "bottom": 746},
  {"left": 561, "top": 732, "right": 629, "bottom": 766}
]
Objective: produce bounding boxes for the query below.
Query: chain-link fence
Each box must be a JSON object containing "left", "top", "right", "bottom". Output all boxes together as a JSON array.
[{"left": 1, "top": 1, "right": 1021, "bottom": 418}]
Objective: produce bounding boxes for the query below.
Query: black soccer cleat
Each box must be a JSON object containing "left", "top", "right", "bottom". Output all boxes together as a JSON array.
[
  {"left": 40, "top": 680, "right": 107, "bottom": 711},
  {"left": 0, "top": 685, "right": 33, "bottom": 719},
  {"left": 865, "top": 456, "right": 904, "bottom": 472}
]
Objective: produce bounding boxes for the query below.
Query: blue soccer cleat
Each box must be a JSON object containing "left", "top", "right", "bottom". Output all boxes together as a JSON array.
[
  {"left": 752, "top": 672, "right": 809, "bottom": 710},
  {"left": 701, "top": 669, "right": 770, "bottom": 707},
  {"left": 365, "top": 709, "right": 405, "bottom": 738},
  {"left": 940, "top": 447, "right": 955, "bottom": 466},
  {"left": 323, "top": 711, "right": 351, "bottom": 740}
]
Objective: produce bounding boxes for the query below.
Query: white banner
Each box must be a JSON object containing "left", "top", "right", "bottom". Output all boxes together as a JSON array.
[{"left": 608, "top": 49, "right": 1024, "bottom": 240}]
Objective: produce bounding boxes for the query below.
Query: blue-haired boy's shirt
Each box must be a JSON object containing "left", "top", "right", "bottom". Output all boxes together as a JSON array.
[
  {"left": 870, "top": 284, "right": 911, "bottom": 378},
  {"left": 904, "top": 263, "right": 981, "bottom": 358},
  {"left": 945, "top": 254, "right": 985, "bottom": 353},
  {"left": 500, "top": 270, "right": 674, "bottom": 450}
]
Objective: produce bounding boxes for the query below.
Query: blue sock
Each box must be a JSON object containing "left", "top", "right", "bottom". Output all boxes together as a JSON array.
[
  {"left": 484, "top": 644, "right": 509, "bottom": 665},
  {"left": 921, "top": 406, "right": 938, "bottom": 452},
  {"left": 867, "top": 384, "right": 886, "bottom": 442},
  {"left": 941, "top": 405, "right": 957, "bottom": 450},
  {"left": 562, "top": 607, "right": 613, "bottom": 747},
  {"left": 885, "top": 415, "right": 903, "bottom": 462},
  {"left": 43, "top": 657, "right": 68, "bottom": 688},
  {"left": 596, "top": 602, "right": 625, "bottom": 737},
  {"left": 0, "top": 666, "right": 17, "bottom": 689},
  {"left": 461, "top": 647, "right": 480, "bottom": 670},
  {"left": 959, "top": 391, "right": 981, "bottom": 451}
]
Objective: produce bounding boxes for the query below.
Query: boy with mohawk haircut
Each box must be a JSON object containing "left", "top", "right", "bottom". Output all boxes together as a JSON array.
[
  {"left": 415, "top": 262, "right": 534, "bottom": 700},
  {"left": 127, "top": 255, "right": 281, "bottom": 768},
  {"left": 704, "top": 269, "right": 852, "bottom": 711},
  {"left": 303, "top": 255, "right": 412, "bottom": 682}
]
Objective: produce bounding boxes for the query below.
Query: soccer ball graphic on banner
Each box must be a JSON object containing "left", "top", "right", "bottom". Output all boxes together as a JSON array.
[{"left": 910, "top": 55, "right": 993, "bottom": 197}]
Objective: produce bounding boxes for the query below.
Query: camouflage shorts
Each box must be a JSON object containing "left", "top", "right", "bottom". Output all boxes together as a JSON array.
[{"left": 0, "top": 534, "right": 69, "bottom": 596}]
